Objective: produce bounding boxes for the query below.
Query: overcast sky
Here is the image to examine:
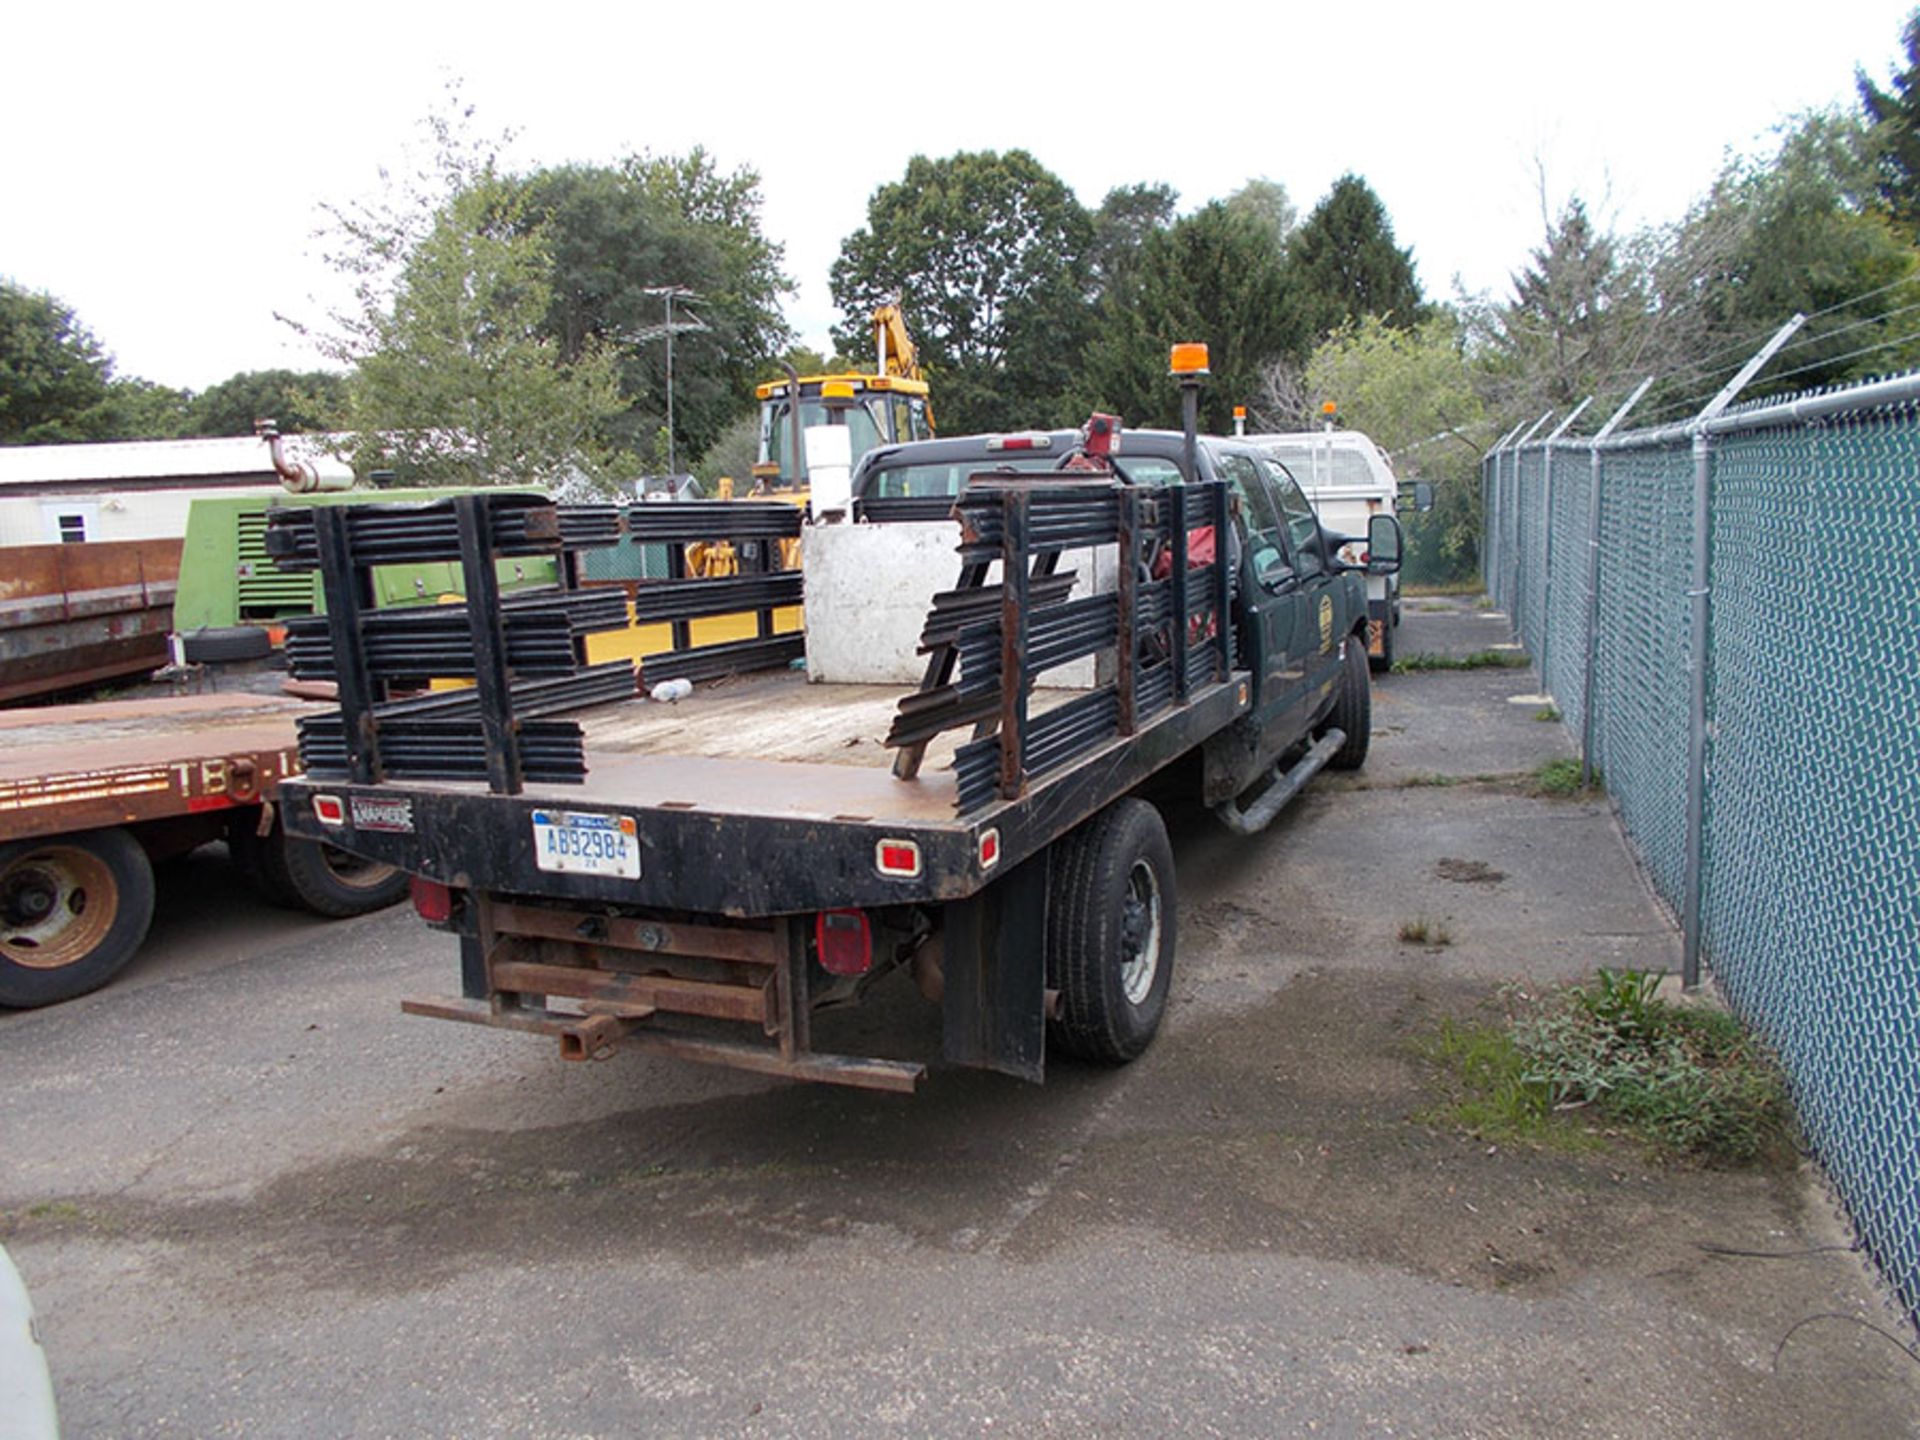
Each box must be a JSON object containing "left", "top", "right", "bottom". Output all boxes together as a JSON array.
[{"left": 4, "top": 1, "right": 1912, "bottom": 392}]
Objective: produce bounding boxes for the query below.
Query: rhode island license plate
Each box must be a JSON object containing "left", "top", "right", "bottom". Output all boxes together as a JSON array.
[{"left": 531, "top": 809, "right": 640, "bottom": 879}]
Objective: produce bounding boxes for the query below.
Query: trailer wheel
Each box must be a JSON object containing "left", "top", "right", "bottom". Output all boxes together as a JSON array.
[
  {"left": 0, "top": 830, "right": 156, "bottom": 1007},
  {"left": 232, "top": 812, "right": 408, "bottom": 919},
  {"left": 1326, "top": 633, "right": 1372, "bottom": 771},
  {"left": 1047, "top": 798, "right": 1176, "bottom": 1064}
]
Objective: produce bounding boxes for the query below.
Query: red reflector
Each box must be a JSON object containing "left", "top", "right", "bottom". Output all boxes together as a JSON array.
[
  {"left": 979, "top": 828, "right": 1001, "bottom": 871},
  {"left": 410, "top": 877, "right": 454, "bottom": 924},
  {"left": 312, "top": 794, "right": 345, "bottom": 827},
  {"left": 875, "top": 839, "right": 922, "bottom": 877},
  {"left": 815, "top": 909, "right": 873, "bottom": 976}
]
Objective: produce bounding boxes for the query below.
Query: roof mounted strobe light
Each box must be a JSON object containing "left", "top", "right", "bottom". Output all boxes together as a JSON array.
[
  {"left": 1171, "top": 343, "right": 1209, "bottom": 480},
  {"left": 1168, "top": 342, "right": 1211, "bottom": 377}
]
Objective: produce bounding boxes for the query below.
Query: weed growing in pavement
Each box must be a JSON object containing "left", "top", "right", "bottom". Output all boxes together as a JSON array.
[
  {"left": 1391, "top": 650, "right": 1532, "bottom": 673},
  {"left": 1530, "top": 758, "right": 1596, "bottom": 797},
  {"left": 1534, "top": 706, "right": 1561, "bottom": 723},
  {"left": 1398, "top": 918, "right": 1453, "bottom": 946},
  {"left": 1424, "top": 971, "right": 1791, "bottom": 1164}
]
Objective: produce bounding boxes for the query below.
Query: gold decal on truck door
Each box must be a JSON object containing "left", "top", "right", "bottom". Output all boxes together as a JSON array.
[{"left": 1318, "top": 595, "right": 1334, "bottom": 652}]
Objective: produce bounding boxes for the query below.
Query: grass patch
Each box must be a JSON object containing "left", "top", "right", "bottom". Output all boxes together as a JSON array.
[
  {"left": 1404, "top": 580, "right": 1486, "bottom": 597},
  {"left": 1533, "top": 705, "right": 1561, "bottom": 723},
  {"left": 1530, "top": 757, "right": 1597, "bottom": 797},
  {"left": 1391, "top": 650, "right": 1532, "bottom": 673},
  {"left": 1398, "top": 917, "right": 1453, "bottom": 946},
  {"left": 1401, "top": 772, "right": 1463, "bottom": 788},
  {"left": 1425, "top": 971, "right": 1791, "bottom": 1164}
]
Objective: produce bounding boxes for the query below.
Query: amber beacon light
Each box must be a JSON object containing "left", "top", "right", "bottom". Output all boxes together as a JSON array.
[{"left": 1168, "top": 342, "right": 1211, "bottom": 377}]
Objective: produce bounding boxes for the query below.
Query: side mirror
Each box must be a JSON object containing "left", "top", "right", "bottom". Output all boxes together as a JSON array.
[
  {"left": 1412, "top": 480, "right": 1434, "bottom": 513},
  {"left": 1366, "top": 514, "right": 1404, "bottom": 575}
]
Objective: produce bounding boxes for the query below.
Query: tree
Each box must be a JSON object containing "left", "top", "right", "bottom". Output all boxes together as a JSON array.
[
  {"left": 100, "top": 378, "right": 193, "bottom": 439},
  {"left": 830, "top": 150, "right": 1094, "bottom": 433},
  {"left": 1225, "top": 177, "right": 1296, "bottom": 246},
  {"left": 1655, "top": 110, "right": 1920, "bottom": 405},
  {"left": 522, "top": 149, "right": 792, "bottom": 466},
  {"left": 1091, "top": 182, "right": 1178, "bottom": 296},
  {"left": 1082, "top": 202, "right": 1303, "bottom": 432},
  {"left": 1858, "top": 10, "right": 1920, "bottom": 239},
  {"left": 293, "top": 95, "right": 626, "bottom": 487},
  {"left": 1263, "top": 314, "right": 1488, "bottom": 582},
  {"left": 1284, "top": 175, "right": 1425, "bottom": 341},
  {"left": 186, "top": 369, "right": 346, "bottom": 437},
  {"left": 0, "top": 282, "right": 116, "bottom": 443},
  {"left": 1474, "top": 195, "right": 1667, "bottom": 419}
]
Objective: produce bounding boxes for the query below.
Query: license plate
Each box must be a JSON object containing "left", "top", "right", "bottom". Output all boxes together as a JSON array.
[{"left": 531, "top": 809, "right": 640, "bottom": 879}]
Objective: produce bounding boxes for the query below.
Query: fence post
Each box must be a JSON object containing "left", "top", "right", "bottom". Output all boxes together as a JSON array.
[
  {"left": 1508, "top": 410, "right": 1554, "bottom": 635},
  {"left": 1681, "top": 314, "right": 1807, "bottom": 989},
  {"left": 1581, "top": 380, "right": 1653, "bottom": 787},
  {"left": 1537, "top": 400, "right": 1593, "bottom": 696}
]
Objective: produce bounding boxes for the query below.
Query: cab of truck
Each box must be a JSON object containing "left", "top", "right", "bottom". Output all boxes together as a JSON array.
[{"left": 1244, "top": 429, "right": 1405, "bottom": 669}]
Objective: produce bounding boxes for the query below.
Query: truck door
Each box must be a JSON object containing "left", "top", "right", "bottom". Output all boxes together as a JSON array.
[
  {"left": 1214, "top": 452, "right": 1314, "bottom": 735},
  {"left": 1259, "top": 457, "right": 1345, "bottom": 703}
]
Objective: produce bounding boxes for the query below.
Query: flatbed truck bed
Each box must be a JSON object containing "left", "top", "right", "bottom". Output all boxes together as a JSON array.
[{"left": 0, "top": 691, "right": 409, "bottom": 1007}]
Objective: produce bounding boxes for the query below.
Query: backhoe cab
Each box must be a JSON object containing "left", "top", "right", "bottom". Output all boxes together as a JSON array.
[{"left": 752, "top": 304, "right": 934, "bottom": 490}]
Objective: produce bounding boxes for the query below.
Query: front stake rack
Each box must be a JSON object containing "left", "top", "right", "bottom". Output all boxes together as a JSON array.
[{"left": 886, "top": 474, "right": 1235, "bottom": 813}]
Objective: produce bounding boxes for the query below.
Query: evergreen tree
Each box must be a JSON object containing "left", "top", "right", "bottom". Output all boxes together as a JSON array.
[
  {"left": 1858, "top": 10, "right": 1920, "bottom": 238},
  {"left": 1285, "top": 175, "right": 1424, "bottom": 341}
]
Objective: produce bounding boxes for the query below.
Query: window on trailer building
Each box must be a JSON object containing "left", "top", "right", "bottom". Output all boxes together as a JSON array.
[{"left": 57, "top": 513, "right": 87, "bottom": 543}]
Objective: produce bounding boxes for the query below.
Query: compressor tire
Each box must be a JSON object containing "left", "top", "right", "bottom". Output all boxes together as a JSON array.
[
  {"left": 0, "top": 829, "right": 156, "bottom": 1007},
  {"left": 179, "top": 625, "right": 273, "bottom": 664}
]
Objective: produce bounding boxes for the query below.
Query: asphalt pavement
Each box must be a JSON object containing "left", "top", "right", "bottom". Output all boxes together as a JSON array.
[{"left": 3, "top": 597, "right": 1914, "bottom": 1438}]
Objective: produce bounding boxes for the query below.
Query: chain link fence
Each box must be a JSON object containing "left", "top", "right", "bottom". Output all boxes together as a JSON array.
[{"left": 1483, "top": 373, "right": 1920, "bottom": 1327}]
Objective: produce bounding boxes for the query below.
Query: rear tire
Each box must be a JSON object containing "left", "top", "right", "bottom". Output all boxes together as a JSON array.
[
  {"left": 1327, "top": 632, "right": 1372, "bottom": 771},
  {"left": 0, "top": 829, "right": 156, "bottom": 1007},
  {"left": 1046, "top": 798, "right": 1176, "bottom": 1064},
  {"left": 232, "top": 811, "right": 408, "bottom": 919}
]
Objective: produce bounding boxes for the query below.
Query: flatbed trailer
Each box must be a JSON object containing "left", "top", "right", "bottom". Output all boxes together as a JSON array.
[
  {"left": 0, "top": 691, "right": 408, "bottom": 1007},
  {"left": 280, "top": 400, "right": 1402, "bottom": 1092}
]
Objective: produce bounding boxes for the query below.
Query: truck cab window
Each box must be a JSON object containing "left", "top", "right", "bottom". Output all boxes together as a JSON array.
[
  {"left": 1215, "top": 453, "right": 1291, "bottom": 586},
  {"left": 1260, "top": 458, "right": 1326, "bottom": 577}
]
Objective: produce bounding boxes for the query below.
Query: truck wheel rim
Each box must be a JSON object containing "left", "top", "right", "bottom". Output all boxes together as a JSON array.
[
  {"left": 1, "top": 848, "right": 117, "bottom": 970},
  {"left": 1119, "top": 859, "right": 1162, "bottom": 1005}
]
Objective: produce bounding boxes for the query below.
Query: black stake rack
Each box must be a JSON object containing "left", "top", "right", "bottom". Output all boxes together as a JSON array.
[{"left": 884, "top": 474, "right": 1235, "bottom": 814}]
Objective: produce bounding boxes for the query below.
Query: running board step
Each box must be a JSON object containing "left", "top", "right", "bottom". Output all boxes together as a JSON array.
[{"left": 1211, "top": 729, "right": 1345, "bottom": 836}]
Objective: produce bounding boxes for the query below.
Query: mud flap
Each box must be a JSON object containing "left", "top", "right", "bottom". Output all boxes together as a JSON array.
[{"left": 941, "top": 851, "right": 1049, "bottom": 1082}]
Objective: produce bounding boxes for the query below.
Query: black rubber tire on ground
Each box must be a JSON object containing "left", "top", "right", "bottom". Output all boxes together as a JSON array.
[
  {"left": 1046, "top": 797, "right": 1177, "bottom": 1064},
  {"left": 231, "top": 812, "right": 409, "bottom": 919},
  {"left": 1327, "top": 632, "right": 1372, "bottom": 771},
  {"left": 0, "top": 828, "right": 157, "bottom": 1008},
  {"left": 179, "top": 625, "right": 273, "bottom": 664},
  {"left": 1371, "top": 611, "right": 1396, "bottom": 673}
]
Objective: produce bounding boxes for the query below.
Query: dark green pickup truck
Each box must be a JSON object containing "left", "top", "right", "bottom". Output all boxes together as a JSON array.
[{"left": 278, "top": 412, "right": 1401, "bottom": 1095}]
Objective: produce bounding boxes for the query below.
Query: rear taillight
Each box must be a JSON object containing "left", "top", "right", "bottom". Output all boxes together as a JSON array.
[
  {"left": 875, "top": 839, "right": 922, "bottom": 878},
  {"left": 410, "top": 877, "right": 454, "bottom": 924},
  {"left": 815, "top": 909, "right": 873, "bottom": 976}
]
